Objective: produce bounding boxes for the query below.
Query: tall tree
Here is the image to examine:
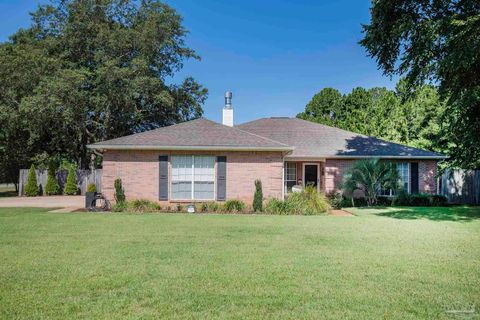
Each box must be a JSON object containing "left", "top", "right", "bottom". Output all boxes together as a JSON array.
[
  {"left": 297, "top": 88, "right": 343, "bottom": 127},
  {"left": 360, "top": 0, "right": 480, "bottom": 168},
  {"left": 0, "top": 0, "right": 208, "bottom": 176}
]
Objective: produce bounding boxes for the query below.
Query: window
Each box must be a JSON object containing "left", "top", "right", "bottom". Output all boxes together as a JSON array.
[
  {"left": 284, "top": 162, "right": 297, "bottom": 194},
  {"left": 380, "top": 162, "right": 410, "bottom": 196},
  {"left": 171, "top": 155, "right": 215, "bottom": 200},
  {"left": 397, "top": 162, "right": 409, "bottom": 192}
]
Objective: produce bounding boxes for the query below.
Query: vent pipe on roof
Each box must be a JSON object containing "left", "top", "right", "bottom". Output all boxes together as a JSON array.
[{"left": 223, "top": 91, "right": 234, "bottom": 126}]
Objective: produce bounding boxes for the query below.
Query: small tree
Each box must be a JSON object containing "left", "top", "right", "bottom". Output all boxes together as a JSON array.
[
  {"left": 24, "top": 164, "right": 39, "bottom": 197},
  {"left": 114, "top": 178, "right": 126, "bottom": 203},
  {"left": 253, "top": 179, "right": 263, "bottom": 212},
  {"left": 343, "top": 158, "right": 400, "bottom": 206},
  {"left": 44, "top": 163, "right": 60, "bottom": 195},
  {"left": 64, "top": 167, "right": 78, "bottom": 195}
]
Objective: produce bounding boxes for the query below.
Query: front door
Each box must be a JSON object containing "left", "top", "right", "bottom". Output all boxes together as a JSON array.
[{"left": 304, "top": 164, "right": 319, "bottom": 189}]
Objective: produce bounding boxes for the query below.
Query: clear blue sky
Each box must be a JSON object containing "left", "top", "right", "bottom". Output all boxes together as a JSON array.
[{"left": 0, "top": 0, "right": 397, "bottom": 124}]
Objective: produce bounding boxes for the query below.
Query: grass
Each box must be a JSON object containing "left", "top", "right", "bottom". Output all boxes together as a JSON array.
[{"left": 0, "top": 207, "right": 479, "bottom": 319}]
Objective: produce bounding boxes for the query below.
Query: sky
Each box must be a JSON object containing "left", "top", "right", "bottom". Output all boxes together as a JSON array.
[{"left": 0, "top": 0, "right": 398, "bottom": 124}]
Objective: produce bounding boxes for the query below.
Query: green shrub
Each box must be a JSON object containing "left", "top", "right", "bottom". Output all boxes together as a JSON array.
[
  {"left": 44, "top": 163, "right": 60, "bottom": 195},
  {"left": 253, "top": 179, "right": 263, "bottom": 212},
  {"left": 207, "top": 202, "right": 221, "bottom": 213},
  {"left": 64, "top": 167, "right": 78, "bottom": 195},
  {"left": 111, "top": 201, "right": 128, "bottom": 212},
  {"left": 265, "top": 186, "right": 330, "bottom": 215},
  {"left": 128, "top": 199, "right": 161, "bottom": 212},
  {"left": 328, "top": 191, "right": 343, "bottom": 209},
  {"left": 376, "top": 196, "right": 394, "bottom": 206},
  {"left": 24, "top": 164, "right": 39, "bottom": 197},
  {"left": 395, "top": 192, "right": 448, "bottom": 207},
  {"left": 223, "top": 199, "right": 246, "bottom": 213},
  {"left": 86, "top": 183, "right": 97, "bottom": 193},
  {"left": 265, "top": 198, "right": 290, "bottom": 215},
  {"left": 114, "top": 178, "right": 126, "bottom": 203},
  {"left": 286, "top": 186, "right": 330, "bottom": 215}
]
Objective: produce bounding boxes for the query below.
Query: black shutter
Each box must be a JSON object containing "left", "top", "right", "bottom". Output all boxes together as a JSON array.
[
  {"left": 159, "top": 155, "right": 169, "bottom": 200},
  {"left": 217, "top": 156, "right": 227, "bottom": 201},
  {"left": 410, "top": 162, "right": 419, "bottom": 194}
]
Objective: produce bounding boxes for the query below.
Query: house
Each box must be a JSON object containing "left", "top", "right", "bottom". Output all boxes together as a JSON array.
[{"left": 88, "top": 92, "right": 446, "bottom": 204}]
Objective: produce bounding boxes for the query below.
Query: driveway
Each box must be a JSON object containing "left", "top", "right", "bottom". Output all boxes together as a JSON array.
[{"left": 0, "top": 196, "right": 85, "bottom": 209}]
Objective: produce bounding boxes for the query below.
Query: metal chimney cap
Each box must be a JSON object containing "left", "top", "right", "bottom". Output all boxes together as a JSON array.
[{"left": 225, "top": 91, "right": 233, "bottom": 98}]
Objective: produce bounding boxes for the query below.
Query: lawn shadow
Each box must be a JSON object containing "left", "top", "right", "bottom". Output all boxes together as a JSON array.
[{"left": 376, "top": 206, "right": 480, "bottom": 222}]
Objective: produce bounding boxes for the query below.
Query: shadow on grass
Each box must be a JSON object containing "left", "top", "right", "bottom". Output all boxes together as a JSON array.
[
  {"left": 376, "top": 206, "right": 480, "bottom": 222},
  {"left": 0, "top": 190, "right": 17, "bottom": 198}
]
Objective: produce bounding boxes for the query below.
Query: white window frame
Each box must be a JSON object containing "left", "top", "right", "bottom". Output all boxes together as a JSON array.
[
  {"left": 284, "top": 162, "right": 297, "bottom": 195},
  {"left": 170, "top": 155, "right": 216, "bottom": 201}
]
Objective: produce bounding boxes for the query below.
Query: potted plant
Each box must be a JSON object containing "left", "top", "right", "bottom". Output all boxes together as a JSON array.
[{"left": 85, "top": 183, "right": 97, "bottom": 208}]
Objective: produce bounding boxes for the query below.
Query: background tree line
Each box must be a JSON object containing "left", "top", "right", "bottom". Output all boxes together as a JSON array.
[
  {"left": 0, "top": 0, "right": 207, "bottom": 189},
  {"left": 297, "top": 79, "right": 447, "bottom": 156}
]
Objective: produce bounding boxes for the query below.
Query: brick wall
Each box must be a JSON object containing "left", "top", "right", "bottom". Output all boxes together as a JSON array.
[
  {"left": 101, "top": 150, "right": 284, "bottom": 204},
  {"left": 324, "top": 159, "right": 438, "bottom": 194}
]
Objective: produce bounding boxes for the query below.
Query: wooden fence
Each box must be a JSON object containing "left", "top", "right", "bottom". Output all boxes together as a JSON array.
[
  {"left": 18, "top": 169, "right": 102, "bottom": 196},
  {"left": 439, "top": 169, "right": 480, "bottom": 205}
]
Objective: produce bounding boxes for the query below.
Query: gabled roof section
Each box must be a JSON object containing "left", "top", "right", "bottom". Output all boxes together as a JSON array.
[
  {"left": 88, "top": 118, "right": 293, "bottom": 151},
  {"left": 237, "top": 118, "right": 447, "bottom": 159}
]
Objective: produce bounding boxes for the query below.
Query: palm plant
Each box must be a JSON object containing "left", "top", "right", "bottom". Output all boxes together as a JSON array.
[{"left": 342, "top": 159, "right": 400, "bottom": 206}]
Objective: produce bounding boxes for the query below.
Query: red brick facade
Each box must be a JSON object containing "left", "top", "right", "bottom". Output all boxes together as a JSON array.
[
  {"left": 102, "top": 151, "right": 438, "bottom": 204},
  {"left": 101, "top": 150, "right": 284, "bottom": 204},
  {"left": 324, "top": 159, "right": 437, "bottom": 194}
]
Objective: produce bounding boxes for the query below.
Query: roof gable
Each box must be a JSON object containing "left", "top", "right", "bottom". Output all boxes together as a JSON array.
[
  {"left": 88, "top": 118, "right": 292, "bottom": 151},
  {"left": 237, "top": 118, "right": 446, "bottom": 159}
]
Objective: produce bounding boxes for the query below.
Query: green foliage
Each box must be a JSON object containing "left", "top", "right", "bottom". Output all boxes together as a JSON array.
[
  {"left": 128, "top": 199, "right": 161, "bottom": 212},
  {"left": 24, "top": 164, "right": 39, "bottom": 197},
  {"left": 223, "top": 200, "right": 246, "bottom": 213},
  {"left": 395, "top": 192, "right": 448, "bottom": 207},
  {"left": 114, "top": 178, "right": 126, "bottom": 204},
  {"left": 64, "top": 167, "right": 78, "bottom": 195},
  {"left": 343, "top": 159, "right": 400, "bottom": 206},
  {"left": 44, "top": 163, "right": 60, "bottom": 196},
  {"left": 253, "top": 180, "right": 263, "bottom": 212},
  {"left": 0, "top": 0, "right": 207, "bottom": 171},
  {"left": 328, "top": 191, "right": 344, "bottom": 210},
  {"left": 111, "top": 201, "right": 128, "bottom": 212},
  {"left": 360, "top": 0, "right": 480, "bottom": 168},
  {"left": 86, "top": 183, "right": 97, "bottom": 193},
  {"left": 265, "top": 186, "right": 330, "bottom": 215},
  {"left": 297, "top": 84, "right": 447, "bottom": 158}
]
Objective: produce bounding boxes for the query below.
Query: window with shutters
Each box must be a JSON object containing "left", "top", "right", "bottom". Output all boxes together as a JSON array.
[{"left": 171, "top": 155, "right": 215, "bottom": 200}]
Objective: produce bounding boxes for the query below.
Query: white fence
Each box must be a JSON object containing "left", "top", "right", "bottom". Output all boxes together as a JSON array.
[{"left": 18, "top": 169, "right": 102, "bottom": 196}]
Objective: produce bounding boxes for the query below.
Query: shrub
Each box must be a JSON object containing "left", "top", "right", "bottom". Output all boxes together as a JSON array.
[
  {"left": 328, "top": 191, "right": 343, "bottom": 209},
  {"left": 128, "top": 199, "right": 161, "bottom": 212},
  {"left": 265, "top": 186, "right": 330, "bottom": 215},
  {"left": 286, "top": 186, "right": 330, "bottom": 215},
  {"left": 395, "top": 192, "right": 448, "bottom": 207},
  {"left": 111, "top": 201, "right": 128, "bottom": 212},
  {"left": 64, "top": 167, "right": 78, "bottom": 195},
  {"left": 376, "top": 196, "right": 394, "bottom": 206},
  {"left": 86, "top": 183, "right": 97, "bottom": 193},
  {"left": 207, "top": 202, "right": 221, "bottom": 213},
  {"left": 44, "top": 163, "right": 60, "bottom": 195},
  {"left": 223, "top": 199, "right": 246, "bottom": 213},
  {"left": 114, "top": 178, "right": 126, "bottom": 203},
  {"left": 24, "top": 164, "right": 39, "bottom": 197},
  {"left": 265, "top": 198, "right": 290, "bottom": 215},
  {"left": 253, "top": 179, "right": 263, "bottom": 212}
]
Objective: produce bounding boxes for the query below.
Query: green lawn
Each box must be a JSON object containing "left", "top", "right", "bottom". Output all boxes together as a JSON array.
[{"left": 1, "top": 207, "right": 479, "bottom": 319}]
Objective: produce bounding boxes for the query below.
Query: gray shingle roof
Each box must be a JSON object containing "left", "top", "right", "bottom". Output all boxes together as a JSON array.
[
  {"left": 88, "top": 118, "right": 292, "bottom": 151},
  {"left": 237, "top": 117, "right": 446, "bottom": 159}
]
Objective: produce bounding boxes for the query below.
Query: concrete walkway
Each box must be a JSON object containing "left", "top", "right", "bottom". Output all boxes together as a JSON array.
[{"left": 0, "top": 196, "right": 85, "bottom": 209}]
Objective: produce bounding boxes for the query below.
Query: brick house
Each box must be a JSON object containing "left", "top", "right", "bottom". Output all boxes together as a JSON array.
[{"left": 88, "top": 93, "right": 446, "bottom": 204}]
